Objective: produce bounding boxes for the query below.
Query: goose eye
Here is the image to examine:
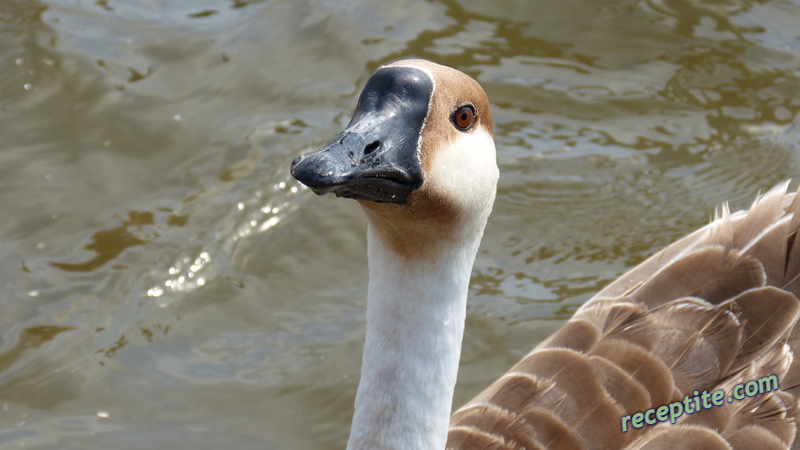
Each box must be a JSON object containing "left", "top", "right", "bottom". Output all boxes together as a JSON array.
[{"left": 451, "top": 104, "right": 476, "bottom": 131}]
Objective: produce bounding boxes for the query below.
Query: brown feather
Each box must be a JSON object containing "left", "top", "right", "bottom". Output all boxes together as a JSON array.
[
  {"left": 590, "top": 339, "right": 676, "bottom": 407},
  {"left": 783, "top": 190, "right": 800, "bottom": 284},
  {"left": 448, "top": 427, "right": 519, "bottom": 450},
  {"left": 732, "top": 182, "right": 790, "bottom": 249},
  {"left": 727, "top": 425, "right": 788, "bottom": 450},
  {"left": 742, "top": 216, "right": 791, "bottom": 285},
  {"left": 623, "top": 425, "right": 732, "bottom": 449},
  {"left": 448, "top": 183, "right": 800, "bottom": 449},
  {"left": 537, "top": 319, "right": 600, "bottom": 353},
  {"left": 514, "top": 408, "right": 588, "bottom": 450},
  {"left": 588, "top": 355, "right": 652, "bottom": 415},
  {"left": 627, "top": 246, "right": 765, "bottom": 308},
  {"left": 726, "top": 287, "right": 800, "bottom": 372},
  {"left": 648, "top": 299, "right": 741, "bottom": 392},
  {"left": 508, "top": 349, "right": 609, "bottom": 424}
]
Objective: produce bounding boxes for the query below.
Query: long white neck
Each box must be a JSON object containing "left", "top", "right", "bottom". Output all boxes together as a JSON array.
[{"left": 346, "top": 222, "right": 485, "bottom": 449}]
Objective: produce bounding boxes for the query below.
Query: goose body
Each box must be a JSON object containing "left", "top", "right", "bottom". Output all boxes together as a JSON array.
[{"left": 291, "top": 59, "right": 800, "bottom": 449}]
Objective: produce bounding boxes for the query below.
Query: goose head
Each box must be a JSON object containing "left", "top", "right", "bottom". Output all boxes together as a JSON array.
[{"left": 291, "top": 59, "right": 498, "bottom": 258}]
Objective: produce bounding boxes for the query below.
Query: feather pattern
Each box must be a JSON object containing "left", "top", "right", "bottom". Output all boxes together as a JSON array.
[{"left": 448, "top": 183, "right": 800, "bottom": 449}]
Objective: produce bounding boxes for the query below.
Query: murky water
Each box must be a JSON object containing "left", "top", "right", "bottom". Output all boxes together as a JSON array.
[{"left": 1, "top": 0, "right": 799, "bottom": 448}]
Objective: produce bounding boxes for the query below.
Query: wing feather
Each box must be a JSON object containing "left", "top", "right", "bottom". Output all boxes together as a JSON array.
[{"left": 449, "top": 183, "right": 800, "bottom": 449}]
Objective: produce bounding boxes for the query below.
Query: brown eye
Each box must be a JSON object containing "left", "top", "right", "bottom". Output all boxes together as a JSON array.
[{"left": 451, "top": 104, "right": 476, "bottom": 131}]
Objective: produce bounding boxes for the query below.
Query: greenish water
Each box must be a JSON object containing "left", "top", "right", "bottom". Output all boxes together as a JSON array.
[{"left": 0, "top": 0, "right": 798, "bottom": 448}]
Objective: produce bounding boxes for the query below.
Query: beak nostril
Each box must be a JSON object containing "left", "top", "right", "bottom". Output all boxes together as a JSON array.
[{"left": 364, "top": 140, "right": 381, "bottom": 156}]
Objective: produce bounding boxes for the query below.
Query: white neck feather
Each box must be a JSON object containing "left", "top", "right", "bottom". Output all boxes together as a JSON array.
[{"left": 346, "top": 222, "right": 485, "bottom": 449}]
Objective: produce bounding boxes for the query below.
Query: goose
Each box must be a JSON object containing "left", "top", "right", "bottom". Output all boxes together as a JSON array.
[{"left": 290, "top": 59, "right": 800, "bottom": 449}]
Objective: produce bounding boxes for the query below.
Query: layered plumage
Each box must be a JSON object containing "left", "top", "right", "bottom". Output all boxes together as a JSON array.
[{"left": 448, "top": 182, "right": 800, "bottom": 449}]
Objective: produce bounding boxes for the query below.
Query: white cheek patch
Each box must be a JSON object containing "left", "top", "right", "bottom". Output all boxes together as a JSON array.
[{"left": 425, "top": 128, "right": 499, "bottom": 217}]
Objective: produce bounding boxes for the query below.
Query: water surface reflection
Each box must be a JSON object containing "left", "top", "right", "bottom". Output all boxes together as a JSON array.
[{"left": 0, "top": 0, "right": 798, "bottom": 448}]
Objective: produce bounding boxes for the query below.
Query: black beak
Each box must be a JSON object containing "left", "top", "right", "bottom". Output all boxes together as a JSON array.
[{"left": 290, "top": 66, "right": 432, "bottom": 204}]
